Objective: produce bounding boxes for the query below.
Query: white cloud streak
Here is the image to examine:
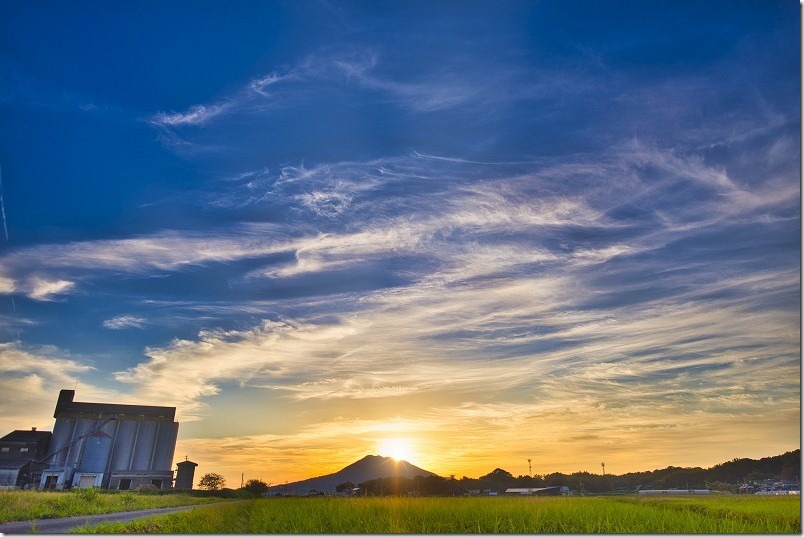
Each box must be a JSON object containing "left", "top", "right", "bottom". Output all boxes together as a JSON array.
[
  {"left": 102, "top": 315, "right": 147, "bottom": 330},
  {"left": 146, "top": 45, "right": 531, "bottom": 139},
  {"left": 26, "top": 277, "right": 75, "bottom": 301},
  {"left": 149, "top": 104, "right": 230, "bottom": 127}
]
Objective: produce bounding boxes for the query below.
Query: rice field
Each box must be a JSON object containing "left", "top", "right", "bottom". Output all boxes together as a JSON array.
[{"left": 73, "top": 495, "right": 801, "bottom": 533}]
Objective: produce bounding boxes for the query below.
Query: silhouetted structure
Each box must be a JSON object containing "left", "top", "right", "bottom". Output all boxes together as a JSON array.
[{"left": 175, "top": 458, "right": 198, "bottom": 490}]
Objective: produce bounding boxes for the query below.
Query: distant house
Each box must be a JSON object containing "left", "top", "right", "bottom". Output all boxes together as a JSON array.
[
  {"left": 504, "top": 486, "right": 564, "bottom": 496},
  {"left": 638, "top": 489, "right": 710, "bottom": 495},
  {"left": 39, "top": 390, "right": 179, "bottom": 490},
  {"left": 0, "top": 428, "right": 52, "bottom": 489}
]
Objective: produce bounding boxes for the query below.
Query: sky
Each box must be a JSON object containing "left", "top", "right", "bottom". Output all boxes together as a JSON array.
[{"left": 0, "top": 0, "right": 799, "bottom": 487}]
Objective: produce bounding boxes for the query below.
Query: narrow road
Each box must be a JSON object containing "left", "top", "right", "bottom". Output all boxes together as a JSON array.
[{"left": 0, "top": 503, "right": 222, "bottom": 534}]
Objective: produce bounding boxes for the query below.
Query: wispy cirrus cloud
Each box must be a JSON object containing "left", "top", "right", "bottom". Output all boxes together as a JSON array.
[
  {"left": 91, "top": 135, "right": 797, "bottom": 472},
  {"left": 0, "top": 274, "right": 13, "bottom": 294},
  {"left": 249, "top": 72, "right": 296, "bottom": 97},
  {"left": 0, "top": 137, "right": 796, "bottom": 444},
  {"left": 330, "top": 52, "right": 488, "bottom": 112},
  {"left": 149, "top": 103, "right": 230, "bottom": 127},
  {"left": 0, "top": 138, "right": 796, "bottom": 298},
  {"left": 177, "top": 282, "right": 798, "bottom": 477},
  {"left": 27, "top": 278, "right": 75, "bottom": 301},
  {"left": 145, "top": 44, "right": 536, "bottom": 149},
  {"left": 102, "top": 315, "right": 147, "bottom": 330},
  {"left": 110, "top": 248, "right": 798, "bottom": 427}
]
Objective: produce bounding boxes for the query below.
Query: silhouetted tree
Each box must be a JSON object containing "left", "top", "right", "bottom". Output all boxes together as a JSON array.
[
  {"left": 336, "top": 481, "right": 356, "bottom": 493},
  {"left": 360, "top": 476, "right": 414, "bottom": 496},
  {"left": 198, "top": 472, "right": 226, "bottom": 491},
  {"left": 479, "top": 468, "right": 515, "bottom": 493},
  {"left": 481, "top": 468, "right": 514, "bottom": 480},
  {"left": 243, "top": 478, "right": 269, "bottom": 495}
]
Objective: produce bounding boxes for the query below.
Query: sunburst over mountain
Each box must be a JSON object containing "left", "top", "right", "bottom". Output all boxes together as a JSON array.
[{"left": 283, "top": 455, "right": 438, "bottom": 494}]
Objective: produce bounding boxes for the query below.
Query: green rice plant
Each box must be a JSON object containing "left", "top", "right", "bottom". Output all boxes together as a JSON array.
[
  {"left": 614, "top": 495, "right": 801, "bottom": 533},
  {"left": 73, "top": 495, "right": 802, "bottom": 534}
]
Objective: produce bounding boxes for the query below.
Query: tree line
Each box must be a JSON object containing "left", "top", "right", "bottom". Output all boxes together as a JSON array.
[{"left": 345, "top": 450, "right": 800, "bottom": 496}]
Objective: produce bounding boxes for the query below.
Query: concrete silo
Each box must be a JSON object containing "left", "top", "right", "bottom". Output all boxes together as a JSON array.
[
  {"left": 73, "top": 430, "right": 113, "bottom": 488},
  {"left": 40, "top": 390, "right": 179, "bottom": 490}
]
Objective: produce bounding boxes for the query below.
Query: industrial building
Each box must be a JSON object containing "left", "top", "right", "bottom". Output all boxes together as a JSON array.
[
  {"left": 0, "top": 428, "right": 52, "bottom": 488},
  {"left": 38, "top": 390, "right": 179, "bottom": 490}
]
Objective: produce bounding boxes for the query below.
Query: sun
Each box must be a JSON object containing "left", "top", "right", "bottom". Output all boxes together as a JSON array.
[{"left": 377, "top": 438, "right": 414, "bottom": 462}]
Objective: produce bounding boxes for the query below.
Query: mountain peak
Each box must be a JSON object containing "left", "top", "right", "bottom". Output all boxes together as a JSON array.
[{"left": 284, "top": 454, "right": 438, "bottom": 494}]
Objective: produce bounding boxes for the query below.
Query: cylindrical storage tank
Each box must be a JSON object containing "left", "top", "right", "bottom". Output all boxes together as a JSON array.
[
  {"left": 110, "top": 421, "right": 137, "bottom": 471},
  {"left": 68, "top": 420, "right": 100, "bottom": 467},
  {"left": 131, "top": 421, "right": 157, "bottom": 471},
  {"left": 49, "top": 418, "right": 77, "bottom": 466},
  {"left": 151, "top": 423, "right": 179, "bottom": 471},
  {"left": 79, "top": 432, "right": 112, "bottom": 473}
]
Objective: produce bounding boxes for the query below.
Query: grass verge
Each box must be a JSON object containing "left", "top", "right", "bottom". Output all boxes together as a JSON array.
[{"left": 0, "top": 489, "right": 220, "bottom": 523}]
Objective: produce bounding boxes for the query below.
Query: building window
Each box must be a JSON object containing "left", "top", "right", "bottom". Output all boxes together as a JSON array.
[
  {"left": 119, "top": 479, "right": 131, "bottom": 490},
  {"left": 151, "top": 479, "right": 162, "bottom": 489},
  {"left": 0, "top": 447, "right": 9, "bottom": 453},
  {"left": 44, "top": 475, "right": 58, "bottom": 490},
  {"left": 19, "top": 447, "right": 28, "bottom": 452}
]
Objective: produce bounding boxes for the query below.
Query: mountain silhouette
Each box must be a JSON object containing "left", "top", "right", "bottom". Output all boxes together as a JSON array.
[{"left": 282, "top": 455, "right": 438, "bottom": 494}]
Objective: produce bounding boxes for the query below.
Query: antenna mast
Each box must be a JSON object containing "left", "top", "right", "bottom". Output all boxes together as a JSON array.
[
  {"left": 527, "top": 458, "right": 532, "bottom": 478},
  {"left": 601, "top": 462, "right": 605, "bottom": 475}
]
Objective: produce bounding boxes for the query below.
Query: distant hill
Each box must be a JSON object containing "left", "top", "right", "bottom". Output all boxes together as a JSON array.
[
  {"left": 279, "top": 450, "right": 800, "bottom": 496},
  {"left": 463, "top": 450, "right": 800, "bottom": 495},
  {"left": 284, "top": 455, "right": 438, "bottom": 494}
]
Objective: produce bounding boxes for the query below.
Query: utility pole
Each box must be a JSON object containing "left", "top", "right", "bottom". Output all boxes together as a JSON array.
[
  {"left": 601, "top": 462, "right": 605, "bottom": 475},
  {"left": 528, "top": 459, "right": 532, "bottom": 478}
]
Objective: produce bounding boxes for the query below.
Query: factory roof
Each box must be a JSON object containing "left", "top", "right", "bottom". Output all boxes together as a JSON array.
[
  {"left": 0, "top": 429, "right": 52, "bottom": 444},
  {"left": 54, "top": 390, "right": 176, "bottom": 422}
]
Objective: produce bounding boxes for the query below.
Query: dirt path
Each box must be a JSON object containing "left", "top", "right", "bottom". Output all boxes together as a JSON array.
[{"left": 0, "top": 503, "right": 223, "bottom": 534}]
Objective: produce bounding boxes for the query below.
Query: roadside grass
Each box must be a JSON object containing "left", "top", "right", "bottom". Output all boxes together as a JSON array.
[
  {"left": 72, "top": 495, "right": 801, "bottom": 533},
  {"left": 0, "top": 489, "right": 220, "bottom": 523},
  {"left": 71, "top": 501, "right": 252, "bottom": 534}
]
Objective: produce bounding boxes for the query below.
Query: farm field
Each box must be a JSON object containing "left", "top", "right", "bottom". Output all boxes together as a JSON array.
[
  {"left": 0, "top": 489, "right": 220, "bottom": 524},
  {"left": 73, "top": 495, "right": 801, "bottom": 533}
]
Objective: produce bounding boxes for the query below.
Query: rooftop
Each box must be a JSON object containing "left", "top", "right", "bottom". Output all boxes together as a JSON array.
[
  {"left": 54, "top": 390, "right": 176, "bottom": 422},
  {"left": 0, "top": 429, "right": 52, "bottom": 444}
]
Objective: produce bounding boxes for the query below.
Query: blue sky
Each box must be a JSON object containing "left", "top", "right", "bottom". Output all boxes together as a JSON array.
[{"left": 0, "top": 0, "right": 799, "bottom": 484}]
